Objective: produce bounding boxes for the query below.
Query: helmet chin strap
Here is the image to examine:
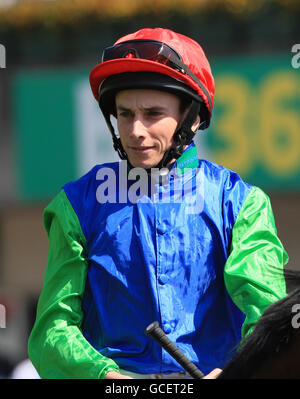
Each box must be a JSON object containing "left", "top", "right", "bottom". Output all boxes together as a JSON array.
[
  {"left": 155, "top": 100, "right": 201, "bottom": 169},
  {"left": 100, "top": 100, "right": 200, "bottom": 171},
  {"left": 100, "top": 104, "right": 127, "bottom": 160}
]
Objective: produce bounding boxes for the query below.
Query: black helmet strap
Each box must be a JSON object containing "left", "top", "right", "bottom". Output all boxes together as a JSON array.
[
  {"left": 101, "top": 104, "right": 127, "bottom": 160},
  {"left": 155, "top": 99, "right": 201, "bottom": 169}
]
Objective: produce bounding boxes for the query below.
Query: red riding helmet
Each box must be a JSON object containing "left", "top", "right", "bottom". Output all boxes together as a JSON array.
[{"left": 89, "top": 28, "right": 215, "bottom": 166}]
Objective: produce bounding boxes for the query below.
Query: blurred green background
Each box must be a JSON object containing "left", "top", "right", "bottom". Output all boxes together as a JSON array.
[{"left": 0, "top": 0, "right": 299, "bottom": 378}]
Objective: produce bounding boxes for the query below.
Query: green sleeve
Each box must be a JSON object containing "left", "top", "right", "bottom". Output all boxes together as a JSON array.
[
  {"left": 224, "top": 186, "right": 288, "bottom": 339},
  {"left": 27, "top": 190, "right": 120, "bottom": 379}
]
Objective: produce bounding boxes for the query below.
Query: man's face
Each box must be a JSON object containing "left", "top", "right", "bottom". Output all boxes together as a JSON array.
[{"left": 115, "top": 89, "right": 182, "bottom": 168}]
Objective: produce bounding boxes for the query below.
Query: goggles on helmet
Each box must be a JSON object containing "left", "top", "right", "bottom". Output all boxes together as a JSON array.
[
  {"left": 101, "top": 39, "right": 212, "bottom": 113},
  {"left": 102, "top": 39, "right": 185, "bottom": 72}
]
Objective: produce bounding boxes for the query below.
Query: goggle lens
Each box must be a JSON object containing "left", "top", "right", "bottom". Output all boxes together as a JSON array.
[{"left": 101, "top": 40, "right": 184, "bottom": 73}]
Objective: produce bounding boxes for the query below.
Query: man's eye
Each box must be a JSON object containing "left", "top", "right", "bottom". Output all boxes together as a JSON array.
[
  {"left": 148, "top": 111, "right": 162, "bottom": 117},
  {"left": 118, "top": 111, "right": 131, "bottom": 118}
]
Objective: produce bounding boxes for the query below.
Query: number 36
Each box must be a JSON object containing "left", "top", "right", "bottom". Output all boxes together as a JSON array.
[{"left": 211, "top": 71, "right": 300, "bottom": 177}]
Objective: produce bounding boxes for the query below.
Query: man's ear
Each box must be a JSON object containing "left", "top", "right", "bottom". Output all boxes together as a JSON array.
[{"left": 192, "top": 114, "right": 201, "bottom": 132}]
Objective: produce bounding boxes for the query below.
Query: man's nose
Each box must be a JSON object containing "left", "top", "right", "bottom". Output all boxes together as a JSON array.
[{"left": 130, "top": 117, "right": 147, "bottom": 138}]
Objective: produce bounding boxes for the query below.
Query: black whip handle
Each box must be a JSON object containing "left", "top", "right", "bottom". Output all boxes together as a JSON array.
[{"left": 145, "top": 321, "right": 204, "bottom": 379}]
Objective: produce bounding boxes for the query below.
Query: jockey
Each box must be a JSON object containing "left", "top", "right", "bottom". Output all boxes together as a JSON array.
[{"left": 28, "top": 28, "right": 288, "bottom": 379}]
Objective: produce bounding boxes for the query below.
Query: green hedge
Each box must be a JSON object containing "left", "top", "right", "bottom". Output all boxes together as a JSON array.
[{"left": 0, "top": 0, "right": 299, "bottom": 66}]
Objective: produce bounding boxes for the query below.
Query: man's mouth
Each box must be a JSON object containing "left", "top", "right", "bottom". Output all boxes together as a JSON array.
[{"left": 129, "top": 146, "right": 155, "bottom": 153}]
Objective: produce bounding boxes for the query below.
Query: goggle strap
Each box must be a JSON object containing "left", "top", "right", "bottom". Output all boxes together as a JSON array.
[{"left": 180, "top": 64, "right": 212, "bottom": 114}]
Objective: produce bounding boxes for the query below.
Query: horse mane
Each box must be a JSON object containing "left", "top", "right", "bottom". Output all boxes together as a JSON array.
[{"left": 219, "top": 267, "right": 300, "bottom": 379}]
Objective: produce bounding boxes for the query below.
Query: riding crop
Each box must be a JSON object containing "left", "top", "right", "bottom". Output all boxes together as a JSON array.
[{"left": 145, "top": 321, "right": 204, "bottom": 379}]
